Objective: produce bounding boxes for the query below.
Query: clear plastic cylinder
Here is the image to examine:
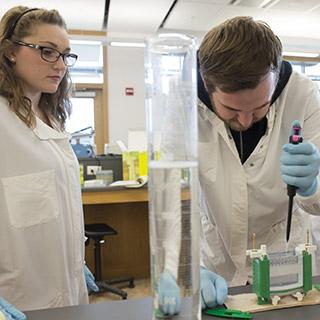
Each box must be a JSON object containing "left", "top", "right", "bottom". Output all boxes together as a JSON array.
[{"left": 145, "top": 33, "right": 200, "bottom": 319}]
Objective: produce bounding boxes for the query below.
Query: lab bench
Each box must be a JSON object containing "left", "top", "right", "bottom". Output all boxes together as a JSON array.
[
  {"left": 82, "top": 186, "right": 149, "bottom": 205},
  {"left": 25, "top": 283, "right": 320, "bottom": 320}
]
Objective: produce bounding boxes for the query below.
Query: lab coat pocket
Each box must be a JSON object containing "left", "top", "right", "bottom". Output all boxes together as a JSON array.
[
  {"left": 200, "top": 214, "right": 225, "bottom": 265},
  {"left": 2, "top": 170, "right": 59, "bottom": 228},
  {"left": 198, "top": 142, "right": 217, "bottom": 183}
]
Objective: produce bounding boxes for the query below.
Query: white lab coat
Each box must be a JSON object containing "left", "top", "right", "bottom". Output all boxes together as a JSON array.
[
  {"left": 198, "top": 71, "right": 320, "bottom": 286},
  {"left": 0, "top": 96, "right": 88, "bottom": 311}
]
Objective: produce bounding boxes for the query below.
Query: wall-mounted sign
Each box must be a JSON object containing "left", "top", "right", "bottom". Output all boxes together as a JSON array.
[{"left": 125, "top": 87, "right": 134, "bottom": 96}]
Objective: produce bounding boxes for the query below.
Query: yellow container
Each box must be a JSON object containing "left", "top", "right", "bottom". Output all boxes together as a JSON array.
[
  {"left": 138, "top": 151, "right": 148, "bottom": 177},
  {"left": 79, "top": 163, "right": 84, "bottom": 187},
  {"left": 122, "top": 151, "right": 148, "bottom": 180}
]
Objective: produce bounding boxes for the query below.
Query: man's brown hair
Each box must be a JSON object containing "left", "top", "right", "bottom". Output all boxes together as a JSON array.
[{"left": 199, "top": 16, "right": 282, "bottom": 94}]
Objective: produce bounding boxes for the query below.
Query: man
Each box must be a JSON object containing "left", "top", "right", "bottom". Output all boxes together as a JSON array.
[{"left": 198, "top": 16, "right": 320, "bottom": 309}]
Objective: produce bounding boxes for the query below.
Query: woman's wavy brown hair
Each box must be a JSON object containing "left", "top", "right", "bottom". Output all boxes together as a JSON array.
[
  {"left": 199, "top": 16, "right": 283, "bottom": 94},
  {"left": 0, "top": 6, "right": 72, "bottom": 130}
]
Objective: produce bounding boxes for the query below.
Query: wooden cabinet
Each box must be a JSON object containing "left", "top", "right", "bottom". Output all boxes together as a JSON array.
[{"left": 82, "top": 188, "right": 150, "bottom": 279}]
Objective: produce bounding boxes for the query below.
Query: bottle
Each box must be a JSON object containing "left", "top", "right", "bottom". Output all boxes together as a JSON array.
[
  {"left": 79, "top": 163, "right": 84, "bottom": 187},
  {"left": 145, "top": 33, "right": 200, "bottom": 319}
]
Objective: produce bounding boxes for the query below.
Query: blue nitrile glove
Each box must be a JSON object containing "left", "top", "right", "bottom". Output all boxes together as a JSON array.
[
  {"left": 84, "top": 264, "right": 99, "bottom": 293},
  {"left": 0, "top": 298, "right": 26, "bottom": 320},
  {"left": 281, "top": 142, "right": 320, "bottom": 197},
  {"left": 158, "top": 270, "right": 181, "bottom": 316},
  {"left": 200, "top": 267, "right": 228, "bottom": 310}
]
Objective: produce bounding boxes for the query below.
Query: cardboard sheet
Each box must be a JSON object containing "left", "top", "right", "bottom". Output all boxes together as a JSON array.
[{"left": 225, "top": 288, "right": 320, "bottom": 313}]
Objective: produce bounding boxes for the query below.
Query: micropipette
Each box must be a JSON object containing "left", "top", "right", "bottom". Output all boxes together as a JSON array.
[{"left": 286, "top": 121, "right": 303, "bottom": 242}]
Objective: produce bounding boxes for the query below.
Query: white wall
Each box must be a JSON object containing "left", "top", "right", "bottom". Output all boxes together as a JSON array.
[
  {"left": 107, "top": 46, "right": 145, "bottom": 146},
  {"left": 106, "top": 36, "right": 320, "bottom": 148}
]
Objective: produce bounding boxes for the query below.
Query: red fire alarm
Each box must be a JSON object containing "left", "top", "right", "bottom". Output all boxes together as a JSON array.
[{"left": 125, "top": 87, "right": 134, "bottom": 96}]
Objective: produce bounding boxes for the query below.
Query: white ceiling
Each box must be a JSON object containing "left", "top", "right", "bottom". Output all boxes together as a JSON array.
[
  {"left": 2, "top": 0, "right": 320, "bottom": 52},
  {"left": 0, "top": 0, "right": 106, "bottom": 31}
]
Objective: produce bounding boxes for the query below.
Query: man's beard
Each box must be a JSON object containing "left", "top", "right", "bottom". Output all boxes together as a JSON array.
[
  {"left": 211, "top": 104, "right": 266, "bottom": 132},
  {"left": 224, "top": 117, "right": 258, "bottom": 131}
]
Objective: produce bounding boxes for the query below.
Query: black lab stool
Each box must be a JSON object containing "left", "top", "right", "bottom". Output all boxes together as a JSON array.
[{"left": 85, "top": 223, "right": 134, "bottom": 299}]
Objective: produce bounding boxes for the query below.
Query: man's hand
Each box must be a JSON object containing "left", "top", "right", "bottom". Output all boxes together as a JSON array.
[
  {"left": 200, "top": 267, "right": 228, "bottom": 310},
  {"left": 281, "top": 142, "right": 320, "bottom": 196},
  {"left": 158, "top": 271, "right": 181, "bottom": 316}
]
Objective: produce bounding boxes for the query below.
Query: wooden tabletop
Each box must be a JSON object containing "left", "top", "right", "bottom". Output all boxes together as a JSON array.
[
  {"left": 82, "top": 187, "right": 190, "bottom": 205},
  {"left": 82, "top": 187, "right": 148, "bottom": 205}
]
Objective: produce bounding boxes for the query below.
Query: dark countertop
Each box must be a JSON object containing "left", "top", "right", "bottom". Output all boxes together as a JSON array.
[{"left": 25, "top": 292, "right": 320, "bottom": 320}]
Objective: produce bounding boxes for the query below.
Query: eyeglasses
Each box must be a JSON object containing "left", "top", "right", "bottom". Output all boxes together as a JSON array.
[{"left": 12, "top": 40, "right": 78, "bottom": 67}]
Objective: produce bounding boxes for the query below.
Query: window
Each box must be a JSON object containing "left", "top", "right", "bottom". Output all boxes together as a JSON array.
[
  {"left": 304, "top": 63, "right": 320, "bottom": 88},
  {"left": 66, "top": 94, "right": 95, "bottom": 146},
  {"left": 291, "top": 64, "right": 302, "bottom": 73},
  {"left": 66, "top": 35, "right": 108, "bottom": 154},
  {"left": 288, "top": 60, "right": 320, "bottom": 89},
  {"left": 69, "top": 40, "right": 103, "bottom": 83},
  {"left": 161, "top": 55, "right": 185, "bottom": 94}
]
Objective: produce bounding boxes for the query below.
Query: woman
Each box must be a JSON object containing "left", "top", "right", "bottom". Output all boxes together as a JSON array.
[{"left": 0, "top": 6, "right": 98, "bottom": 318}]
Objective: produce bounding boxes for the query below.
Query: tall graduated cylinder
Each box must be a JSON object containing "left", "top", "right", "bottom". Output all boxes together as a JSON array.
[{"left": 145, "top": 33, "right": 200, "bottom": 319}]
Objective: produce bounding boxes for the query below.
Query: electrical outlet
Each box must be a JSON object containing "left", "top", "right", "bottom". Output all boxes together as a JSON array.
[{"left": 87, "top": 165, "right": 101, "bottom": 176}]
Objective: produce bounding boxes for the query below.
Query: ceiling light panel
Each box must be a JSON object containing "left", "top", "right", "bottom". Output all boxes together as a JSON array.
[
  {"left": 283, "top": 51, "right": 319, "bottom": 58},
  {"left": 266, "top": 0, "right": 320, "bottom": 11},
  {"left": 234, "top": 0, "right": 265, "bottom": 7}
]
